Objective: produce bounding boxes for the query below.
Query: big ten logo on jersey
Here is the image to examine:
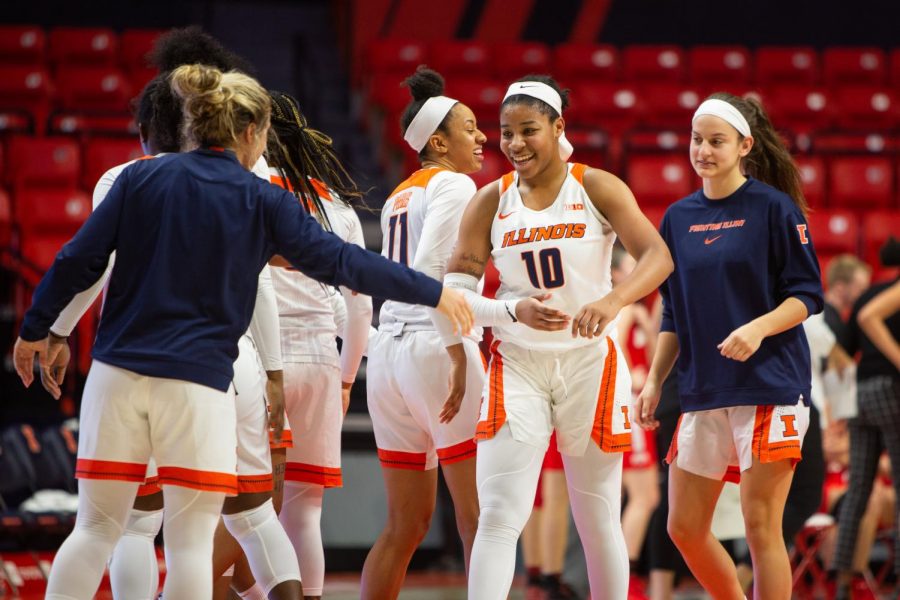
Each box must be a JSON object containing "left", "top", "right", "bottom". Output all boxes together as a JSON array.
[
  {"left": 391, "top": 190, "right": 412, "bottom": 213},
  {"left": 565, "top": 202, "right": 584, "bottom": 211},
  {"left": 500, "top": 222, "right": 586, "bottom": 248}
]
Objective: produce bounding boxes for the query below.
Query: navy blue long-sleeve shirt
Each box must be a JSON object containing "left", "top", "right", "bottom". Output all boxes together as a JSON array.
[
  {"left": 659, "top": 177, "right": 824, "bottom": 412},
  {"left": 20, "top": 148, "right": 442, "bottom": 391}
]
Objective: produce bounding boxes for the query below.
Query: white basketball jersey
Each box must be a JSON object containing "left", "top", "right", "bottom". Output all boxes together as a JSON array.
[
  {"left": 268, "top": 170, "right": 364, "bottom": 364},
  {"left": 491, "top": 163, "right": 617, "bottom": 351},
  {"left": 379, "top": 167, "right": 477, "bottom": 330}
]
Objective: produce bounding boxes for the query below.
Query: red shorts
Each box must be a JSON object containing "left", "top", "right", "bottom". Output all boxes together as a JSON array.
[{"left": 623, "top": 425, "right": 657, "bottom": 470}]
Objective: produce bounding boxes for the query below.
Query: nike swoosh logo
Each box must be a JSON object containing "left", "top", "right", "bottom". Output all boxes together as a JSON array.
[
  {"left": 498, "top": 210, "right": 517, "bottom": 220},
  {"left": 704, "top": 235, "right": 723, "bottom": 245}
]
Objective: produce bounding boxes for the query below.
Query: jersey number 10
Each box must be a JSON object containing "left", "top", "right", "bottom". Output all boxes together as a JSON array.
[
  {"left": 521, "top": 248, "right": 564, "bottom": 289},
  {"left": 387, "top": 213, "right": 408, "bottom": 265}
]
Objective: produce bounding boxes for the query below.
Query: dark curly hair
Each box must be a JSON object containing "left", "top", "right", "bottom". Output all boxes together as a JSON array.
[
  {"left": 500, "top": 74, "right": 570, "bottom": 121},
  {"left": 149, "top": 25, "right": 254, "bottom": 75},
  {"left": 400, "top": 66, "right": 457, "bottom": 160},
  {"left": 131, "top": 27, "right": 254, "bottom": 153}
]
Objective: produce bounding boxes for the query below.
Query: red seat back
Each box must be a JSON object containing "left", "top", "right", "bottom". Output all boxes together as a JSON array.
[
  {"left": 827, "top": 156, "right": 894, "bottom": 210},
  {"left": 637, "top": 83, "right": 703, "bottom": 129},
  {"left": 861, "top": 210, "right": 900, "bottom": 269},
  {"left": 822, "top": 47, "right": 886, "bottom": 86},
  {"left": 764, "top": 86, "right": 833, "bottom": 134},
  {"left": 0, "top": 25, "right": 46, "bottom": 64},
  {"left": 794, "top": 155, "right": 827, "bottom": 209},
  {"left": 83, "top": 138, "right": 145, "bottom": 190},
  {"left": 553, "top": 44, "right": 619, "bottom": 83},
  {"left": 689, "top": 46, "right": 751, "bottom": 86},
  {"left": 429, "top": 41, "right": 491, "bottom": 79},
  {"left": 805, "top": 209, "right": 859, "bottom": 255},
  {"left": 16, "top": 187, "right": 91, "bottom": 233},
  {"left": 49, "top": 27, "right": 118, "bottom": 66},
  {"left": 6, "top": 136, "right": 80, "bottom": 189},
  {"left": 831, "top": 86, "right": 898, "bottom": 130},
  {"left": 754, "top": 47, "right": 818, "bottom": 86},
  {"left": 625, "top": 154, "right": 693, "bottom": 207},
  {"left": 367, "top": 39, "right": 428, "bottom": 77},
  {"left": 622, "top": 46, "right": 685, "bottom": 83},
  {"left": 120, "top": 29, "right": 164, "bottom": 71},
  {"left": 56, "top": 67, "right": 132, "bottom": 113},
  {"left": 492, "top": 42, "right": 551, "bottom": 79}
]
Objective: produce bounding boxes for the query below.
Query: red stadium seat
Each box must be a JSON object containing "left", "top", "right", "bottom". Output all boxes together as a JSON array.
[
  {"left": 827, "top": 156, "right": 894, "bottom": 210},
  {"left": 48, "top": 27, "right": 118, "bottom": 66},
  {"left": 637, "top": 83, "right": 703, "bottom": 129},
  {"left": 861, "top": 210, "right": 900, "bottom": 270},
  {"left": 688, "top": 46, "right": 751, "bottom": 86},
  {"left": 764, "top": 85, "right": 833, "bottom": 134},
  {"left": 0, "top": 65, "right": 53, "bottom": 133},
  {"left": 129, "top": 66, "right": 159, "bottom": 96},
  {"left": 49, "top": 113, "right": 137, "bottom": 136},
  {"left": 16, "top": 187, "right": 91, "bottom": 233},
  {"left": 805, "top": 210, "right": 859, "bottom": 256},
  {"left": 5, "top": 136, "right": 80, "bottom": 189},
  {"left": 449, "top": 78, "right": 505, "bottom": 128},
  {"left": 754, "top": 46, "right": 818, "bottom": 86},
  {"left": 0, "top": 111, "right": 32, "bottom": 133},
  {"left": 83, "top": 138, "right": 145, "bottom": 190},
  {"left": 794, "top": 155, "right": 827, "bottom": 209},
  {"left": 0, "top": 188, "right": 11, "bottom": 246},
  {"left": 822, "top": 47, "right": 886, "bottom": 86},
  {"left": 812, "top": 132, "right": 897, "bottom": 154},
  {"left": 566, "top": 129, "right": 609, "bottom": 170},
  {"left": 622, "top": 46, "right": 685, "bottom": 83},
  {"left": 642, "top": 206, "right": 666, "bottom": 229},
  {"left": 553, "top": 44, "right": 619, "bottom": 83},
  {"left": 0, "top": 25, "right": 45, "bottom": 64},
  {"left": 120, "top": 29, "right": 163, "bottom": 71},
  {"left": 367, "top": 39, "right": 428, "bottom": 76},
  {"left": 20, "top": 233, "right": 74, "bottom": 271},
  {"left": 55, "top": 66, "right": 132, "bottom": 113},
  {"left": 831, "top": 86, "right": 898, "bottom": 130},
  {"left": 428, "top": 41, "right": 491, "bottom": 78},
  {"left": 492, "top": 42, "right": 551, "bottom": 79},
  {"left": 567, "top": 82, "right": 642, "bottom": 134},
  {"left": 625, "top": 154, "right": 693, "bottom": 208},
  {"left": 625, "top": 130, "right": 691, "bottom": 153}
]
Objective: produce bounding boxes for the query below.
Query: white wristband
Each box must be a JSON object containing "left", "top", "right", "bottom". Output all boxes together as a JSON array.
[{"left": 444, "top": 273, "right": 521, "bottom": 327}]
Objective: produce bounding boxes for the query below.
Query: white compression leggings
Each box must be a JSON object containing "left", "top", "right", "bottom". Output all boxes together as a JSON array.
[
  {"left": 46, "top": 480, "right": 224, "bottom": 600},
  {"left": 279, "top": 481, "right": 325, "bottom": 596},
  {"left": 467, "top": 425, "right": 628, "bottom": 600},
  {"left": 109, "top": 507, "right": 164, "bottom": 599}
]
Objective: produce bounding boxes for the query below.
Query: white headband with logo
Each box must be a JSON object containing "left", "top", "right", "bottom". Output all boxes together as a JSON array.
[
  {"left": 403, "top": 95, "right": 458, "bottom": 152},
  {"left": 503, "top": 81, "right": 574, "bottom": 160},
  {"left": 692, "top": 99, "right": 751, "bottom": 137}
]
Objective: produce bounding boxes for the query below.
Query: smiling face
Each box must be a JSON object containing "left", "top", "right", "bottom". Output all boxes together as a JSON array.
[
  {"left": 435, "top": 103, "right": 486, "bottom": 174},
  {"left": 499, "top": 101, "right": 564, "bottom": 178},
  {"left": 690, "top": 114, "right": 753, "bottom": 181}
]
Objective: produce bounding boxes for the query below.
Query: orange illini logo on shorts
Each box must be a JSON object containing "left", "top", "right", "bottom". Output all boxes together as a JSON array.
[{"left": 780, "top": 414, "right": 799, "bottom": 437}]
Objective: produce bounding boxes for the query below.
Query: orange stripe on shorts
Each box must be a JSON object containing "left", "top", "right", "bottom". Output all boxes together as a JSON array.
[
  {"left": 437, "top": 438, "right": 477, "bottom": 465},
  {"left": 75, "top": 459, "right": 147, "bottom": 482},
  {"left": 590, "top": 337, "right": 631, "bottom": 452},
  {"left": 156, "top": 466, "right": 237, "bottom": 495},
  {"left": 475, "top": 340, "right": 506, "bottom": 441},
  {"left": 237, "top": 473, "right": 274, "bottom": 494},
  {"left": 376, "top": 449, "right": 427, "bottom": 471},
  {"left": 285, "top": 462, "right": 343, "bottom": 487}
]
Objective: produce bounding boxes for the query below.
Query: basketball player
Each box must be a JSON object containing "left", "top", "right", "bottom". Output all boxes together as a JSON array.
[
  {"left": 443, "top": 75, "right": 673, "bottom": 599},
  {"left": 635, "top": 93, "right": 824, "bottom": 600},
  {"left": 358, "top": 66, "right": 487, "bottom": 600}
]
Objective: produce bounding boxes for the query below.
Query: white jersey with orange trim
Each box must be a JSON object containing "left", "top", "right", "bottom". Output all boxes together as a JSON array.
[
  {"left": 379, "top": 167, "right": 480, "bottom": 333},
  {"left": 267, "top": 169, "right": 369, "bottom": 373},
  {"left": 491, "top": 163, "right": 617, "bottom": 352}
]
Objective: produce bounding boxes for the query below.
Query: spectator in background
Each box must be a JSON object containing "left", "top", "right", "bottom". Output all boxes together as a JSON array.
[
  {"left": 824, "top": 255, "right": 872, "bottom": 340},
  {"left": 832, "top": 272, "right": 900, "bottom": 600}
]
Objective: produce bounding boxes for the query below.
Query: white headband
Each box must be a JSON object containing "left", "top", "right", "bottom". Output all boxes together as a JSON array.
[
  {"left": 503, "top": 81, "right": 574, "bottom": 161},
  {"left": 692, "top": 99, "right": 751, "bottom": 137},
  {"left": 403, "top": 95, "right": 458, "bottom": 152}
]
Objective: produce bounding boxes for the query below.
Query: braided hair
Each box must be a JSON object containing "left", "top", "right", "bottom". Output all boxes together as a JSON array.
[{"left": 267, "top": 91, "right": 363, "bottom": 231}]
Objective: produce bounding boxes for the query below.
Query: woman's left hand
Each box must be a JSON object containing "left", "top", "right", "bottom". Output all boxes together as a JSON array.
[
  {"left": 717, "top": 322, "right": 765, "bottom": 362},
  {"left": 572, "top": 292, "right": 624, "bottom": 339}
]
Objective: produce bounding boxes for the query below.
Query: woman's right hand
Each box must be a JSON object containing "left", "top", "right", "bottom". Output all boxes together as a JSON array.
[
  {"left": 634, "top": 378, "right": 661, "bottom": 430},
  {"left": 436, "top": 287, "right": 474, "bottom": 336},
  {"left": 515, "top": 293, "right": 571, "bottom": 331}
]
